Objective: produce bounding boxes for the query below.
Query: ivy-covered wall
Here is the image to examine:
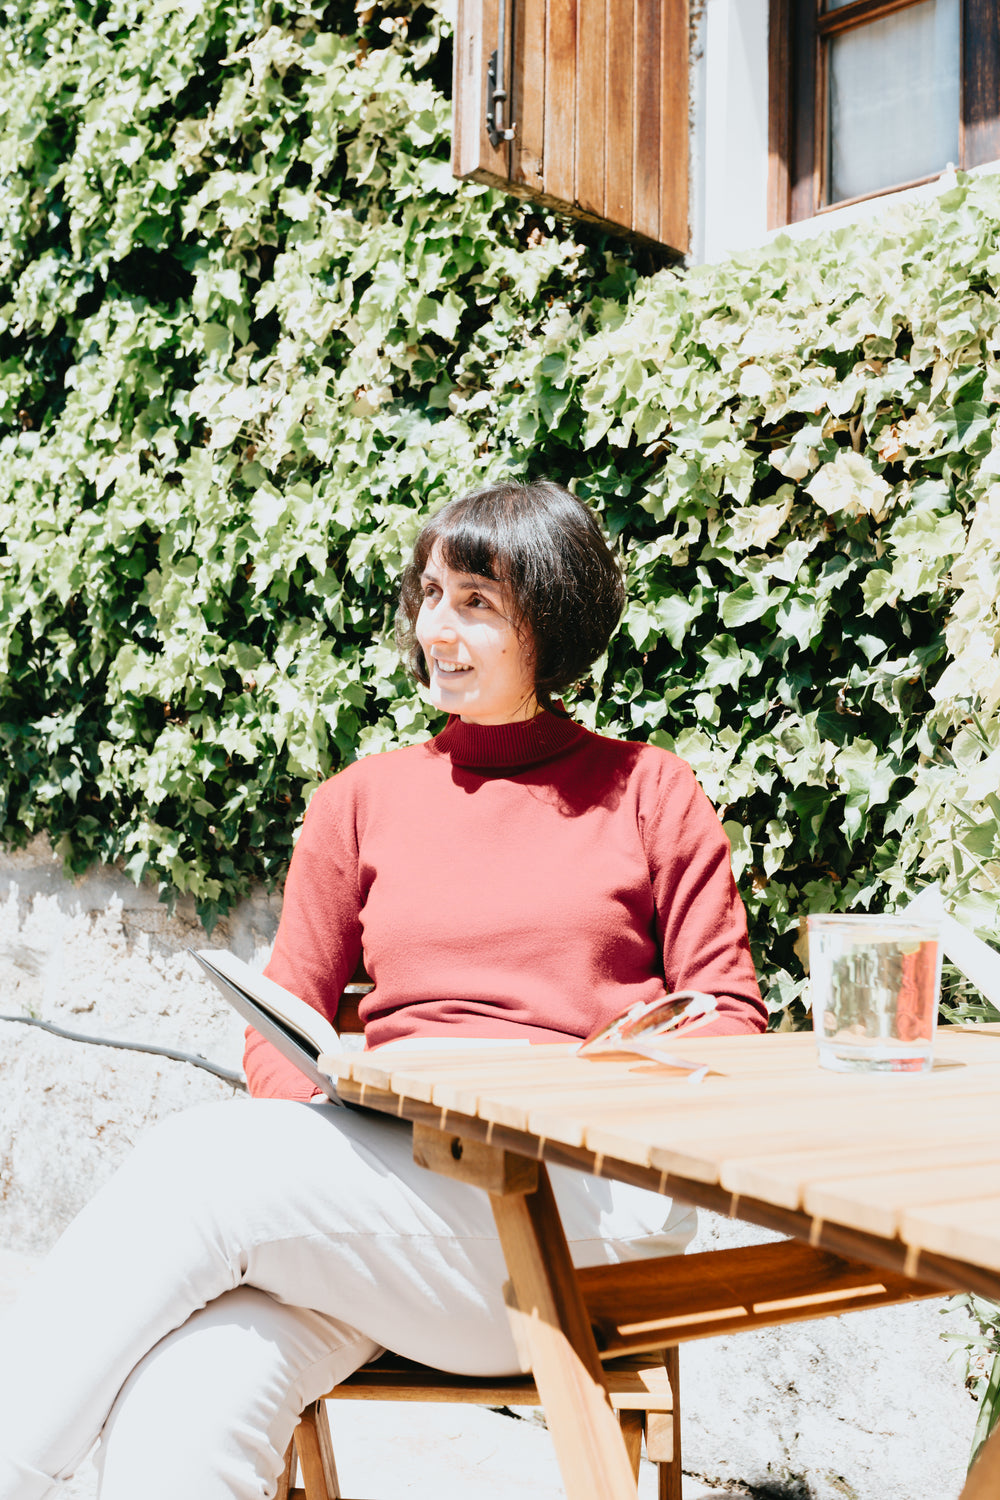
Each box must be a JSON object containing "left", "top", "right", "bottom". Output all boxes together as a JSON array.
[{"left": 1, "top": 0, "right": 998, "bottom": 1020}]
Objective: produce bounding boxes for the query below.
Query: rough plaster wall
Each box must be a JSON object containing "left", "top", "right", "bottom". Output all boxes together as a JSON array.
[
  {"left": 0, "top": 838, "right": 979, "bottom": 1499},
  {"left": 678, "top": 1213, "right": 976, "bottom": 1498},
  {"left": 0, "top": 835, "right": 279, "bottom": 1254}
]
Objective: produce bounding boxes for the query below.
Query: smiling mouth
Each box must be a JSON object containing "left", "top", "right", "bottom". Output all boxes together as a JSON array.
[{"left": 433, "top": 660, "right": 473, "bottom": 675}]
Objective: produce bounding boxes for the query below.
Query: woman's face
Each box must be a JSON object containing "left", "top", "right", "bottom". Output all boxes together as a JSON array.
[{"left": 415, "top": 545, "right": 539, "bottom": 724}]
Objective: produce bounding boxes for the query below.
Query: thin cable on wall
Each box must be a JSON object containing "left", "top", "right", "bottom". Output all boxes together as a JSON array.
[{"left": 0, "top": 1012, "right": 246, "bottom": 1089}]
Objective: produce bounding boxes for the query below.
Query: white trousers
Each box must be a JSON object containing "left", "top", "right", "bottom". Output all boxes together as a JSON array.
[{"left": 0, "top": 1097, "right": 695, "bottom": 1500}]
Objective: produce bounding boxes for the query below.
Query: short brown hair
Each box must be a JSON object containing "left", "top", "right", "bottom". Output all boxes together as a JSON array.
[{"left": 397, "top": 480, "right": 625, "bottom": 714}]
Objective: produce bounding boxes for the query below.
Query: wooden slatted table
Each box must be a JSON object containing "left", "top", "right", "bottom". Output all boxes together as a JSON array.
[{"left": 320, "top": 1026, "right": 1000, "bottom": 1500}]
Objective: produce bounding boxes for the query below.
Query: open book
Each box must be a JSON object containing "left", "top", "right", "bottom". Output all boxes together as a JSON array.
[{"left": 191, "top": 948, "right": 344, "bottom": 1103}]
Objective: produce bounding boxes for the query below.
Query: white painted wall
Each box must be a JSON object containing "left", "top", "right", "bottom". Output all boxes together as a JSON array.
[
  {"left": 688, "top": 0, "right": 1000, "bottom": 265},
  {"left": 689, "top": 0, "right": 770, "bottom": 265}
]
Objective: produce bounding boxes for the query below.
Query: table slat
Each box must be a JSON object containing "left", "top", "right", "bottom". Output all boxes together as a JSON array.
[
  {"left": 804, "top": 1164, "right": 1000, "bottom": 1239},
  {"left": 720, "top": 1138, "right": 1000, "bottom": 1209},
  {"left": 588, "top": 1097, "right": 1000, "bottom": 1182},
  {"left": 901, "top": 1195, "right": 1000, "bottom": 1271}
]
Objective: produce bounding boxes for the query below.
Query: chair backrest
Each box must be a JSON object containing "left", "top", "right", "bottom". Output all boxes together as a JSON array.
[{"left": 337, "top": 961, "right": 373, "bottom": 1035}]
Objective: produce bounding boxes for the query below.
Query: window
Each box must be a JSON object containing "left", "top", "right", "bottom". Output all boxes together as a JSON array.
[{"left": 768, "top": 0, "right": 1000, "bottom": 226}]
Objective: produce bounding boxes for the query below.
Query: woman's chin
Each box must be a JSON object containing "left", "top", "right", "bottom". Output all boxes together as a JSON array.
[
  {"left": 425, "top": 683, "right": 539, "bottom": 724},
  {"left": 427, "top": 684, "right": 470, "bottom": 716}
]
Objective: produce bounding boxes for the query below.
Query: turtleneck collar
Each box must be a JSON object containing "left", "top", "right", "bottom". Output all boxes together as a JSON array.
[{"left": 432, "top": 710, "right": 587, "bottom": 771}]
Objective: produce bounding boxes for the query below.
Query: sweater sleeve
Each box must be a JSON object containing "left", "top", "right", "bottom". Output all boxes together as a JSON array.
[
  {"left": 244, "top": 772, "right": 365, "bottom": 1099},
  {"left": 642, "top": 755, "right": 767, "bottom": 1037}
]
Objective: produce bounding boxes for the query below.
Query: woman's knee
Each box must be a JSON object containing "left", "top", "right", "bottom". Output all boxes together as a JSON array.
[{"left": 95, "top": 1289, "right": 375, "bottom": 1500}]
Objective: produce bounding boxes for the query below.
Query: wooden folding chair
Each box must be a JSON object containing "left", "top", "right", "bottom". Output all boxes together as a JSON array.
[
  {"left": 280, "top": 1232, "right": 939, "bottom": 1499},
  {"left": 279, "top": 1347, "right": 681, "bottom": 1500},
  {"left": 278, "top": 971, "right": 682, "bottom": 1499}
]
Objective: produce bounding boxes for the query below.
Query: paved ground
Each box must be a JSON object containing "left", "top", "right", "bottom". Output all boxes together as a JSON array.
[{"left": 0, "top": 1249, "right": 740, "bottom": 1498}]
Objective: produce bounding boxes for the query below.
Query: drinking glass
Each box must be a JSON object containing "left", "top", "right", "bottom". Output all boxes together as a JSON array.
[{"left": 808, "top": 914, "right": 942, "bottom": 1073}]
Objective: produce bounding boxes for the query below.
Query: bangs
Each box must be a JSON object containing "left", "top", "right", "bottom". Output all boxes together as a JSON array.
[
  {"left": 415, "top": 488, "right": 529, "bottom": 588},
  {"left": 419, "top": 524, "right": 500, "bottom": 585}
]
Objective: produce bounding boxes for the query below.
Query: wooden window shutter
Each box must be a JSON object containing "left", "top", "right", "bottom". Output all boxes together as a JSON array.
[
  {"left": 452, "top": 0, "right": 689, "bottom": 255},
  {"left": 963, "top": 0, "right": 1000, "bottom": 171}
]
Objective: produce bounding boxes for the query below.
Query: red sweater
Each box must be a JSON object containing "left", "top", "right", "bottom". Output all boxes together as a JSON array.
[{"left": 247, "top": 712, "right": 766, "bottom": 1100}]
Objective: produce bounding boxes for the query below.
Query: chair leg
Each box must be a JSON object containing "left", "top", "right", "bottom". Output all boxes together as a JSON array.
[
  {"left": 283, "top": 1349, "right": 683, "bottom": 1499},
  {"left": 619, "top": 1409, "right": 644, "bottom": 1483},
  {"left": 645, "top": 1347, "right": 683, "bottom": 1500},
  {"left": 293, "top": 1400, "right": 342, "bottom": 1500},
  {"left": 276, "top": 1440, "right": 296, "bottom": 1500}
]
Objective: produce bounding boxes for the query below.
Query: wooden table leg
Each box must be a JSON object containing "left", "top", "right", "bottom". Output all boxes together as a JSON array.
[
  {"left": 412, "top": 1124, "right": 638, "bottom": 1500},
  {"left": 490, "top": 1165, "right": 639, "bottom": 1500}
]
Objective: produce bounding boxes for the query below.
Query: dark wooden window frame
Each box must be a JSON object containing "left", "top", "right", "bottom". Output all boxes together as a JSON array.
[{"left": 768, "top": 0, "right": 1000, "bottom": 227}]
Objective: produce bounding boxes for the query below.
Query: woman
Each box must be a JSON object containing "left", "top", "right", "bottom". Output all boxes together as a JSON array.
[{"left": 0, "top": 481, "right": 765, "bottom": 1500}]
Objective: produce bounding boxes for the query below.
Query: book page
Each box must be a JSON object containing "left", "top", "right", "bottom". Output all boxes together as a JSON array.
[{"left": 192, "top": 948, "right": 343, "bottom": 1102}]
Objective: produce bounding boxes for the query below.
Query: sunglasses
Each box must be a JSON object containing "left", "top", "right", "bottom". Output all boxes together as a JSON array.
[{"left": 577, "top": 990, "right": 719, "bottom": 1080}]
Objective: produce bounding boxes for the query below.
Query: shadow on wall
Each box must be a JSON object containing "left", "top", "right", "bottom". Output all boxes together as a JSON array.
[{"left": 746, "top": 1480, "right": 820, "bottom": 1500}]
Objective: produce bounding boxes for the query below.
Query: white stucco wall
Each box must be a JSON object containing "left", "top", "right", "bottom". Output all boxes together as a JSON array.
[
  {"left": 0, "top": 837, "right": 980, "bottom": 1499},
  {"left": 0, "top": 836, "right": 277, "bottom": 1253},
  {"left": 689, "top": 0, "right": 770, "bottom": 265}
]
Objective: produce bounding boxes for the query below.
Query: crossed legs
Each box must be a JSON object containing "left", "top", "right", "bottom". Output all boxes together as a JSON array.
[
  {"left": 0, "top": 1098, "right": 518, "bottom": 1500},
  {"left": 0, "top": 1096, "right": 693, "bottom": 1500}
]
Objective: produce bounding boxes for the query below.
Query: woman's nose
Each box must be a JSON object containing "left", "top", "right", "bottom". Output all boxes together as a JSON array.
[{"left": 424, "top": 604, "right": 458, "bottom": 642}]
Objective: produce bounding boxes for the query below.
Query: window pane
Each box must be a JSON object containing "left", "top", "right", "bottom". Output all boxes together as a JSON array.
[{"left": 827, "top": 0, "right": 960, "bottom": 205}]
